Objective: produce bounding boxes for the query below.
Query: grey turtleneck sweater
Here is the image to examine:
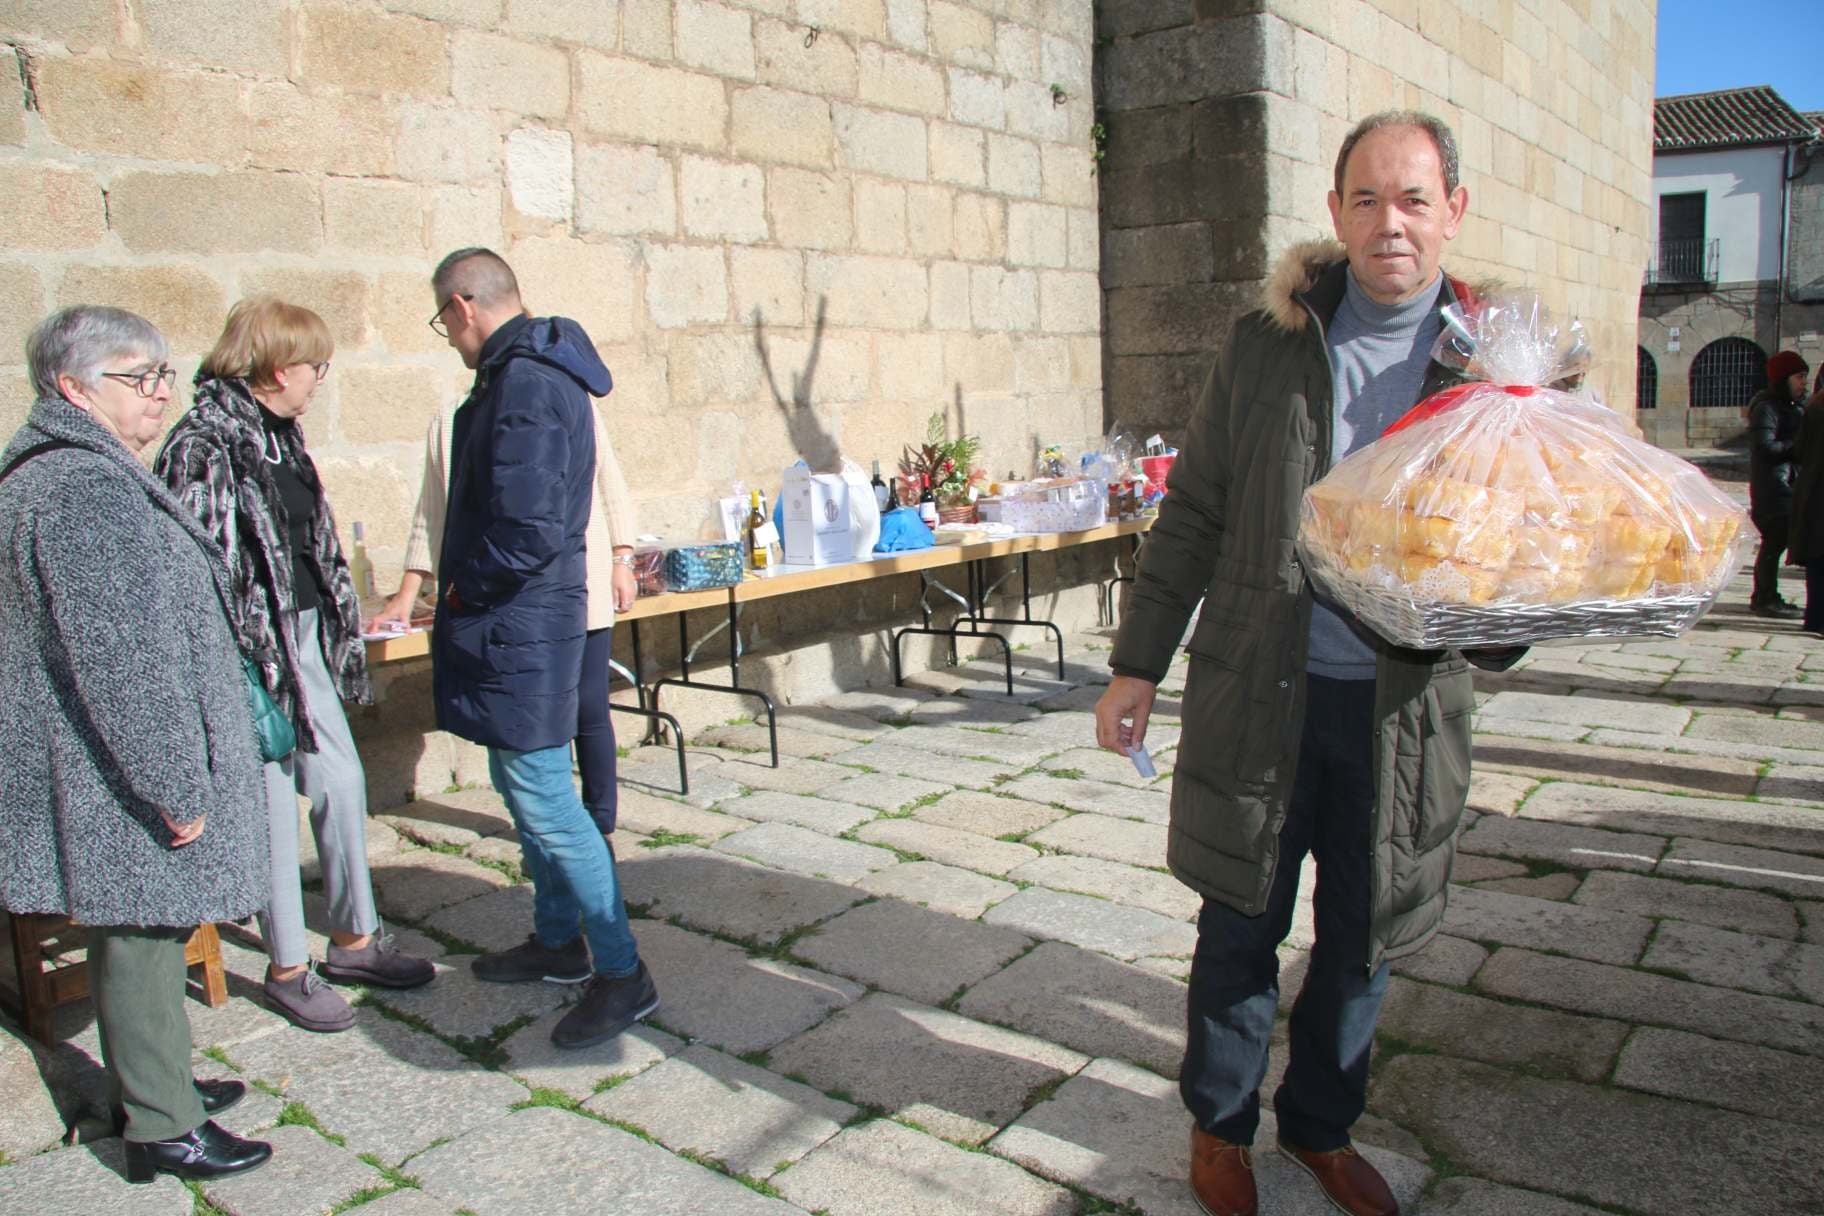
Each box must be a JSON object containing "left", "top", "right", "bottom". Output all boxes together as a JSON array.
[{"left": 1307, "top": 269, "right": 1445, "bottom": 680}]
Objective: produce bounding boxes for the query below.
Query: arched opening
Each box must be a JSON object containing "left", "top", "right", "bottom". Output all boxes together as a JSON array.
[
  {"left": 1636, "top": 346, "right": 1657, "bottom": 410},
  {"left": 1688, "top": 337, "right": 1766, "bottom": 409}
]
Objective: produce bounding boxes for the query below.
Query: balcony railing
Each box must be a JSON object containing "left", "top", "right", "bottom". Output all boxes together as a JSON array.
[{"left": 1644, "top": 237, "right": 1719, "bottom": 287}]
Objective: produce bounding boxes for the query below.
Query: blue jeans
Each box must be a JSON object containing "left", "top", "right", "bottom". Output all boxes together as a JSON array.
[
  {"left": 576, "top": 627, "right": 620, "bottom": 834},
  {"left": 1180, "top": 674, "right": 1390, "bottom": 1152},
  {"left": 488, "top": 744, "right": 640, "bottom": 978}
]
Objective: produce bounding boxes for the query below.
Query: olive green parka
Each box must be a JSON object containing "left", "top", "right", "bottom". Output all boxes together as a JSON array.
[{"left": 1112, "top": 241, "right": 1512, "bottom": 971}]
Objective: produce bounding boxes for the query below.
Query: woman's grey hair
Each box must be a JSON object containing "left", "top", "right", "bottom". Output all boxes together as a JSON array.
[
  {"left": 26, "top": 305, "right": 170, "bottom": 400},
  {"left": 1333, "top": 110, "right": 1461, "bottom": 197}
]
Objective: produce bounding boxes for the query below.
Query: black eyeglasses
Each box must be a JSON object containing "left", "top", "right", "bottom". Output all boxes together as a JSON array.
[
  {"left": 310, "top": 361, "right": 331, "bottom": 380},
  {"left": 99, "top": 366, "right": 178, "bottom": 397},
  {"left": 428, "top": 293, "right": 474, "bottom": 337}
]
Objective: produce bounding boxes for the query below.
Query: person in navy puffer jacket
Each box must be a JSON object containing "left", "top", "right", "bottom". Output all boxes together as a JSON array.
[{"left": 428, "top": 248, "right": 658, "bottom": 1050}]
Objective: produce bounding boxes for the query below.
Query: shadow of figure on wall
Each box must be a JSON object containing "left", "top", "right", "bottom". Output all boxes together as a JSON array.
[{"left": 755, "top": 297, "right": 840, "bottom": 472}]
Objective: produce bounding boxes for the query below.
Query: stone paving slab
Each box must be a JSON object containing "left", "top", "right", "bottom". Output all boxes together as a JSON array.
[
  {"left": 1413, "top": 1175, "right": 1631, "bottom": 1214},
  {"left": 714, "top": 754, "right": 861, "bottom": 796},
  {"left": 1450, "top": 854, "right": 1530, "bottom": 883},
  {"left": 1629, "top": 1024, "right": 1824, "bottom": 1135},
  {"left": 992, "top": 1057, "right": 1430, "bottom": 1216},
  {"left": 819, "top": 772, "right": 954, "bottom": 811},
  {"left": 1688, "top": 710, "right": 1824, "bottom": 750},
  {"left": 1584, "top": 726, "right": 1824, "bottom": 767},
  {"left": 333, "top": 1191, "right": 453, "bottom": 1216},
  {"left": 1001, "top": 710, "right": 1100, "bottom": 745},
  {"left": 411, "top": 1105, "right": 801, "bottom": 1215},
  {"left": 1376, "top": 978, "right": 1628, "bottom": 1083},
  {"left": 1466, "top": 771, "right": 1537, "bottom": 814},
  {"left": 225, "top": 1015, "right": 530, "bottom": 1166},
  {"left": 906, "top": 696, "right": 1045, "bottom": 726},
  {"left": 1474, "top": 691, "right": 1691, "bottom": 735},
  {"left": 1573, "top": 870, "right": 1800, "bottom": 938},
  {"left": 1471, "top": 874, "right": 1582, "bottom": 900},
  {"left": 422, "top": 884, "right": 539, "bottom": 955},
  {"left": 713, "top": 790, "right": 878, "bottom": 835},
  {"left": 912, "top": 790, "right": 1069, "bottom": 839},
  {"left": 791, "top": 898, "right": 1032, "bottom": 1006},
  {"left": 1389, "top": 935, "right": 1490, "bottom": 987},
  {"left": 829, "top": 740, "right": 1021, "bottom": 788},
  {"left": 983, "top": 888, "right": 1197, "bottom": 961},
  {"left": 619, "top": 847, "right": 866, "bottom": 945},
  {"left": 202, "top": 1123, "right": 384, "bottom": 1216},
  {"left": 1008, "top": 854, "right": 1200, "bottom": 920},
  {"left": 956, "top": 941, "right": 1185, "bottom": 1077},
  {"left": 775, "top": 1118, "right": 1076, "bottom": 1216},
  {"left": 819, "top": 686, "right": 942, "bottom": 722},
  {"left": 713, "top": 822, "right": 899, "bottom": 883},
  {"left": 1659, "top": 672, "right": 1780, "bottom": 704},
  {"left": 1656, "top": 837, "right": 1824, "bottom": 899},
  {"left": 854, "top": 859, "right": 1016, "bottom": 916},
  {"left": 997, "top": 774, "right": 1172, "bottom": 824},
  {"left": 1472, "top": 720, "right": 1590, "bottom": 743},
  {"left": 1440, "top": 886, "right": 1653, "bottom": 965},
  {"left": 630, "top": 919, "right": 863, "bottom": 1054},
  {"left": 855, "top": 817, "right": 1041, "bottom": 875},
  {"left": 774, "top": 704, "right": 897, "bottom": 741},
  {"left": 1370, "top": 1054, "right": 1822, "bottom": 1216},
  {"left": 369, "top": 846, "right": 516, "bottom": 923},
  {"left": 1039, "top": 746, "right": 1170, "bottom": 787},
  {"left": 500, "top": 1013, "right": 680, "bottom": 1102},
  {"left": 1802, "top": 900, "right": 1824, "bottom": 943},
  {"left": 1758, "top": 762, "right": 1824, "bottom": 805},
  {"left": 617, "top": 754, "right": 747, "bottom": 807},
  {"left": 1640, "top": 919, "right": 1824, "bottom": 1002},
  {"left": 1471, "top": 734, "right": 1761, "bottom": 799},
  {"left": 0, "top": 1137, "right": 192, "bottom": 1216},
  {"left": 767, "top": 992, "right": 1089, "bottom": 1145},
  {"left": 1025, "top": 812, "right": 1170, "bottom": 869},
  {"left": 1521, "top": 782, "right": 1824, "bottom": 856},
  {"left": 613, "top": 789, "right": 755, "bottom": 842},
  {"left": 367, "top": 955, "right": 572, "bottom": 1042},
  {"left": 698, "top": 722, "right": 867, "bottom": 759},
  {"left": 889, "top": 724, "right": 1061, "bottom": 765},
  {"left": 1455, "top": 815, "right": 1664, "bottom": 874},
  {"left": 1474, "top": 947, "right": 1824, "bottom": 1057},
  {"left": 587, "top": 1043, "right": 853, "bottom": 1178}
]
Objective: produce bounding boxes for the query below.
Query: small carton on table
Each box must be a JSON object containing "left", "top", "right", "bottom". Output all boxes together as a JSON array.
[{"left": 782, "top": 465, "right": 853, "bottom": 566}]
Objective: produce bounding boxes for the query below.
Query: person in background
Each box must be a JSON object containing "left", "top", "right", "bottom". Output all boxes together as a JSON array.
[
  {"left": 0, "top": 307, "right": 271, "bottom": 1182},
  {"left": 158, "top": 297, "right": 434, "bottom": 1035},
  {"left": 1745, "top": 350, "right": 1809, "bottom": 619},
  {"left": 1783, "top": 364, "right": 1824, "bottom": 636},
  {"left": 426, "top": 247, "right": 657, "bottom": 1049},
  {"left": 371, "top": 388, "right": 640, "bottom": 838}
]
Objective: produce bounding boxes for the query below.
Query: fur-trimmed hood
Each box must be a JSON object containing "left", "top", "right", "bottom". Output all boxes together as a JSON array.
[{"left": 1261, "top": 239, "right": 1486, "bottom": 332}]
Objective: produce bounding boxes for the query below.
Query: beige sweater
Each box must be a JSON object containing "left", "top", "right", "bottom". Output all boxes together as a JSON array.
[{"left": 402, "top": 400, "right": 638, "bottom": 631}]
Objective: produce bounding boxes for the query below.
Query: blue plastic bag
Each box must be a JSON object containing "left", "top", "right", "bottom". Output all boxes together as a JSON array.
[{"left": 874, "top": 507, "right": 934, "bottom": 552}]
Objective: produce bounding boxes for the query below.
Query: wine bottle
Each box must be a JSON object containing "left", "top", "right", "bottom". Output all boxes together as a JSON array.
[
  {"left": 747, "top": 489, "right": 771, "bottom": 570},
  {"left": 918, "top": 474, "right": 938, "bottom": 531},
  {"left": 349, "top": 520, "right": 377, "bottom": 600},
  {"left": 870, "top": 459, "right": 890, "bottom": 512}
]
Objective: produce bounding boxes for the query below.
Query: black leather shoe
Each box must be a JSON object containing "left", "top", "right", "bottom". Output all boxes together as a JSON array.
[
  {"left": 551, "top": 961, "right": 659, "bottom": 1049},
  {"left": 123, "top": 1119, "right": 272, "bottom": 1184},
  {"left": 115, "top": 1077, "right": 246, "bottom": 1133}
]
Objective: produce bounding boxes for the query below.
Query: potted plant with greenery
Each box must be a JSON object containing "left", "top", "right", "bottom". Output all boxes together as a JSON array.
[{"left": 899, "top": 412, "right": 986, "bottom": 523}]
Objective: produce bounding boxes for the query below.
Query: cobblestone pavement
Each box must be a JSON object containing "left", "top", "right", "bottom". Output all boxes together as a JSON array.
[{"left": 5, "top": 566, "right": 1824, "bottom": 1215}]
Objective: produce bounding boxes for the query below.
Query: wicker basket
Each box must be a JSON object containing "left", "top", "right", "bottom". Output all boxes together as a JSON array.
[{"left": 938, "top": 503, "right": 978, "bottom": 525}]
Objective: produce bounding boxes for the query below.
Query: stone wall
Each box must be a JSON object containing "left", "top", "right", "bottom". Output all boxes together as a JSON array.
[
  {"left": 1639, "top": 281, "right": 1778, "bottom": 448},
  {"left": 1094, "top": 0, "right": 1658, "bottom": 440},
  {"left": 0, "top": 0, "right": 1112, "bottom": 802}
]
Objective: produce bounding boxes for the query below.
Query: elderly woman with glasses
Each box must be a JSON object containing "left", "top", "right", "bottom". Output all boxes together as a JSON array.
[
  {"left": 0, "top": 306, "right": 272, "bottom": 1182},
  {"left": 157, "top": 296, "right": 434, "bottom": 1035}
]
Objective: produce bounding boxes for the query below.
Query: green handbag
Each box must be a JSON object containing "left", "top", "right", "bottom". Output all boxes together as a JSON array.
[{"left": 242, "top": 657, "right": 297, "bottom": 762}]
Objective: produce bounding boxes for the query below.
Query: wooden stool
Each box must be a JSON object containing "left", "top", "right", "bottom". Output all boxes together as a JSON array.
[{"left": 0, "top": 914, "right": 229, "bottom": 1046}]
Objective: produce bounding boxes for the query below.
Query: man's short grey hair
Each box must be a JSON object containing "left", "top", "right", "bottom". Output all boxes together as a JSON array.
[
  {"left": 26, "top": 306, "right": 170, "bottom": 400},
  {"left": 432, "top": 247, "right": 522, "bottom": 311},
  {"left": 1333, "top": 110, "right": 1461, "bottom": 198}
]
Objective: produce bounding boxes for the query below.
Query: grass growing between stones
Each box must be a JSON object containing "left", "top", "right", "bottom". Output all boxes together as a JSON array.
[
  {"left": 640, "top": 828, "right": 703, "bottom": 849},
  {"left": 198, "top": 1045, "right": 239, "bottom": 1072},
  {"left": 277, "top": 1099, "right": 347, "bottom": 1146},
  {"left": 406, "top": 920, "right": 488, "bottom": 956},
  {"left": 674, "top": 1147, "right": 787, "bottom": 1199},
  {"left": 186, "top": 1181, "right": 231, "bottom": 1215},
  {"left": 358, "top": 996, "right": 537, "bottom": 1071}
]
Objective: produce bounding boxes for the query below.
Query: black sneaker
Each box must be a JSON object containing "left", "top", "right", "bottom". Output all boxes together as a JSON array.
[
  {"left": 551, "top": 961, "right": 659, "bottom": 1049},
  {"left": 1753, "top": 599, "right": 1804, "bottom": 620},
  {"left": 472, "top": 934, "right": 591, "bottom": 985}
]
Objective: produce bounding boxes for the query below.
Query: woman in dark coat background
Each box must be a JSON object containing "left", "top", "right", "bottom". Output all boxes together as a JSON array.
[
  {"left": 0, "top": 306, "right": 271, "bottom": 1182},
  {"left": 1746, "top": 350, "right": 1810, "bottom": 618},
  {"left": 1786, "top": 364, "right": 1824, "bottom": 635}
]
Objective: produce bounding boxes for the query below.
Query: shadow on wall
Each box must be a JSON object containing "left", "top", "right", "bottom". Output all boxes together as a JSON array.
[{"left": 756, "top": 296, "right": 840, "bottom": 474}]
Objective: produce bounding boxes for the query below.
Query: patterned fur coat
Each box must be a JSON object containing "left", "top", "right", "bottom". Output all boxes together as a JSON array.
[{"left": 156, "top": 375, "right": 371, "bottom": 753}]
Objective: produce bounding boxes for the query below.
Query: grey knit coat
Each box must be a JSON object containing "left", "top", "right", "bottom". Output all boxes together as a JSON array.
[{"left": 0, "top": 398, "right": 269, "bottom": 927}]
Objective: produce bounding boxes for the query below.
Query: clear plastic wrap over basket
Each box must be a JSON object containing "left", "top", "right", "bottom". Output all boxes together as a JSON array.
[{"left": 1296, "top": 295, "right": 1750, "bottom": 649}]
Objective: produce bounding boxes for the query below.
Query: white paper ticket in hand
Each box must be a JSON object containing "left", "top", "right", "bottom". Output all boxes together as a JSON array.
[{"left": 1126, "top": 745, "right": 1157, "bottom": 780}]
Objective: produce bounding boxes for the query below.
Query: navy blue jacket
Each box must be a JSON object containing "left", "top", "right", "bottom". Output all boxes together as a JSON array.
[{"left": 433, "top": 315, "right": 610, "bottom": 751}]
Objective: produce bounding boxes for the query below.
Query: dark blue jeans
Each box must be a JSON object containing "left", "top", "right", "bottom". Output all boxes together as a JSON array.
[
  {"left": 577, "top": 626, "right": 619, "bottom": 834},
  {"left": 1180, "top": 673, "right": 1389, "bottom": 1152}
]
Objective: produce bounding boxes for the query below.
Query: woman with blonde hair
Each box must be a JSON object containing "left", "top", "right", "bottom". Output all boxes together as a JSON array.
[{"left": 157, "top": 296, "right": 433, "bottom": 1033}]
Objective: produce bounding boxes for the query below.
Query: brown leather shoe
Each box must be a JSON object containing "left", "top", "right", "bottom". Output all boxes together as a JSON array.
[
  {"left": 1279, "top": 1141, "right": 1398, "bottom": 1216},
  {"left": 1189, "top": 1127, "right": 1257, "bottom": 1216}
]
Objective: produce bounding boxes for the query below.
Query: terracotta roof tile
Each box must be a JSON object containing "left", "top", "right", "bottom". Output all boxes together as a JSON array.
[{"left": 1655, "top": 86, "right": 1818, "bottom": 152}]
